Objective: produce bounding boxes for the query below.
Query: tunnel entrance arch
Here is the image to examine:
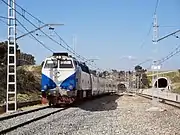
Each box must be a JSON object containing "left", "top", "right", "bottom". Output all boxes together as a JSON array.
[
  {"left": 153, "top": 77, "right": 170, "bottom": 90},
  {"left": 117, "top": 83, "right": 126, "bottom": 92}
]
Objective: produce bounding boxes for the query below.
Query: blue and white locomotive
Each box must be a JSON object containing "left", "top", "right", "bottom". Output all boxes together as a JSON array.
[{"left": 41, "top": 53, "right": 117, "bottom": 106}]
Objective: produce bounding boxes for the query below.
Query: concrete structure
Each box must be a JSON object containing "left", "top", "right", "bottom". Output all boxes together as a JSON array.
[{"left": 152, "top": 77, "right": 171, "bottom": 91}]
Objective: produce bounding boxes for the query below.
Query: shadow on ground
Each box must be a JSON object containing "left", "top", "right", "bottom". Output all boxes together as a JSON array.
[{"left": 77, "top": 94, "right": 122, "bottom": 112}]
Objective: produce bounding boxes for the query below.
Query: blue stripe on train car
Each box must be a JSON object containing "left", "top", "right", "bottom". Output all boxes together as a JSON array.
[
  {"left": 60, "top": 72, "right": 76, "bottom": 91},
  {"left": 41, "top": 74, "right": 56, "bottom": 91}
]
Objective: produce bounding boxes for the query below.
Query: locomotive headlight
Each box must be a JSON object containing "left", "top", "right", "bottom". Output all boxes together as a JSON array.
[
  {"left": 69, "top": 85, "right": 73, "bottom": 90},
  {"left": 53, "top": 90, "right": 56, "bottom": 94},
  {"left": 44, "top": 85, "right": 48, "bottom": 90}
]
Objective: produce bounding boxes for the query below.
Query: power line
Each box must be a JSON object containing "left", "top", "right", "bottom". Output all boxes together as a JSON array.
[
  {"left": 0, "top": 18, "right": 7, "bottom": 25},
  {"left": 0, "top": 15, "right": 39, "bottom": 41},
  {"left": 1, "top": 15, "right": 100, "bottom": 70},
  {"left": 0, "top": 14, "right": 54, "bottom": 52},
  {"left": 158, "top": 44, "right": 180, "bottom": 65},
  {"left": 6, "top": 0, "right": 88, "bottom": 61},
  {"left": 53, "top": 31, "right": 87, "bottom": 61},
  {"left": 1, "top": 0, "right": 88, "bottom": 63},
  {"left": 11, "top": 0, "right": 44, "bottom": 25},
  {"left": 0, "top": 15, "right": 8, "bottom": 19},
  {"left": 154, "top": 0, "right": 160, "bottom": 15},
  {"left": 140, "top": 23, "right": 153, "bottom": 48},
  {"left": 1, "top": 0, "right": 107, "bottom": 72},
  {"left": 16, "top": 18, "right": 54, "bottom": 52}
]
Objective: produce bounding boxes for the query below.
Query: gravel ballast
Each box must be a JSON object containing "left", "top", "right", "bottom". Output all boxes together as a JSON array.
[
  {"left": 0, "top": 107, "right": 63, "bottom": 131},
  {"left": 4, "top": 94, "right": 180, "bottom": 135}
]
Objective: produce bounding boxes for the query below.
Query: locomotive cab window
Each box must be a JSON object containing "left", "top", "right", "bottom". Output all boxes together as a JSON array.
[
  {"left": 73, "top": 60, "right": 78, "bottom": 68},
  {"left": 59, "top": 60, "right": 73, "bottom": 68},
  {"left": 44, "top": 60, "right": 58, "bottom": 68}
]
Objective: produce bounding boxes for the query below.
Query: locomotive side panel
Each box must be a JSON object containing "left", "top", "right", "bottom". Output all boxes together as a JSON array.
[
  {"left": 91, "top": 75, "right": 98, "bottom": 96},
  {"left": 98, "top": 78, "right": 104, "bottom": 94},
  {"left": 79, "top": 71, "right": 91, "bottom": 90},
  {"left": 105, "top": 79, "right": 110, "bottom": 93}
]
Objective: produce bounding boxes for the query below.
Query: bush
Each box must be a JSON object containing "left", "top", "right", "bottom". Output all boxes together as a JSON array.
[{"left": 0, "top": 66, "right": 41, "bottom": 104}]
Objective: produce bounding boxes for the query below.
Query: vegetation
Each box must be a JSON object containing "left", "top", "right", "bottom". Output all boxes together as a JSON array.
[
  {"left": 0, "top": 41, "right": 41, "bottom": 104},
  {"left": 134, "top": 65, "right": 149, "bottom": 88}
]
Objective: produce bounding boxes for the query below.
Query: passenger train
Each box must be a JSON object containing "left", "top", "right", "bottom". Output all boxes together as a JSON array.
[{"left": 41, "top": 53, "right": 118, "bottom": 106}]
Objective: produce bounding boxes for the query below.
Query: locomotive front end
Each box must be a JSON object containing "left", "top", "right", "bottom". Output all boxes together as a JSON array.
[{"left": 41, "top": 53, "right": 77, "bottom": 105}]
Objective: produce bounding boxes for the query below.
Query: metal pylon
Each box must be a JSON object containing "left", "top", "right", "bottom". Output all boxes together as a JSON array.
[{"left": 6, "top": 0, "right": 17, "bottom": 113}]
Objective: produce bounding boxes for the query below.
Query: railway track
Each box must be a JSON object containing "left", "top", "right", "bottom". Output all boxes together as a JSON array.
[
  {"left": 0, "top": 107, "right": 68, "bottom": 134},
  {"left": 137, "top": 92, "right": 180, "bottom": 109},
  {"left": 0, "top": 105, "right": 49, "bottom": 121},
  {"left": 128, "top": 89, "right": 180, "bottom": 109},
  {"left": 0, "top": 93, "right": 118, "bottom": 134},
  {"left": 0, "top": 100, "right": 42, "bottom": 114}
]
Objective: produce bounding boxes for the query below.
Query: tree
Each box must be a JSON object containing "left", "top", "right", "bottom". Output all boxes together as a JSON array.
[
  {"left": 141, "top": 73, "right": 149, "bottom": 88},
  {"left": 112, "top": 69, "right": 118, "bottom": 73},
  {"left": 135, "top": 65, "right": 142, "bottom": 72},
  {"left": 134, "top": 65, "right": 149, "bottom": 88},
  {"left": 103, "top": 71, "right": 109, "bottom": 76},
  {"left": 0, "top": 41, "right": 36, "bottom": 66},
  {"left": 178, "top": 69, "right": 180, "bottom": 74}
]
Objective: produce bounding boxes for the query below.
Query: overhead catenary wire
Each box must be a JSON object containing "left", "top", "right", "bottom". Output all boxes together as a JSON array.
[
  {"left": 140, "top": 23, "right": 153, "bottom": 48},
  {"left": 1, "top": 0, "right": 89, "bottom": 62},
  {"left": 146, "top": 42, "right": 180, "bottom": 71},
  {"left": 0, "top": 15, "right": 39, "bottom": 41},
  {"left": 1, "top": 1, "right": 80, "bottom": 57},
  {"left": 1, "top": 0, "right": 101, "bottom": 71},
  {"left": 154, "top": 0, "right": 160, "bottom": 15},
  {"left": 1, "top": 0, "right": 103, "bottom": 72},
  {"left": 138, "top": 0, "right": 160, "bottom": 69},
  {"left": 1, "top": 17, "right": 100, "bottom": 70},
  {"left": 158, "top": 44, "right": 180, "bottom": 65},
  {"left": 147, "top": 30, "right": 180, "bottom": 69},
  {"left": 16, "top": 18, "right": 54, "bottom": 52},
  {"left": 2, "top": 0, "right": 87, "bottom": 61}
]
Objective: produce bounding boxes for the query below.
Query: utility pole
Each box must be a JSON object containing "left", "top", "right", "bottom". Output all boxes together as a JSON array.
[
  {"left": 151, "top": 13, "right": 160, "bottom": 107},
  {"left": 7, "top": 0, "right": 17, "bottom": 113}
]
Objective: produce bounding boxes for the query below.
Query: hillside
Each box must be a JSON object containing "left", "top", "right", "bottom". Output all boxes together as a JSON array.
[
  {"left": 146, "top": 70, "right": 180, "bottom": 94},
  {"left": 0, "top": 41, "right": 41, "bottom": 104},
  {"left": 0, "top": 65, "right": 42, "bottom": 104}
]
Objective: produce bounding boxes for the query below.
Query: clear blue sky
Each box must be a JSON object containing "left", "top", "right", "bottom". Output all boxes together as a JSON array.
[{"left": 0, "top": 0, "right": 180, "bottom": 71}]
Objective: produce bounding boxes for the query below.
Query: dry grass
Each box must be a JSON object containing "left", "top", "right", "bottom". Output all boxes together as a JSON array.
[{"left": 0, "top": 65, "right": 42, "bottom": 104}]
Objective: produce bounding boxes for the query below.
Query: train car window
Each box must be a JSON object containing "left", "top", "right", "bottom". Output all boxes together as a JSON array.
[
  {"left": 44, "top": 60, "right": 58, "bottom": 68},
  {"left": 85, "top": 65, "right": 90, "bottom": 74},
  {"left": 59, "top": 60, "right": 73, "bottom": 68},
  {"left": 79, "top": 63, "right": 90, "bottom": 73}
]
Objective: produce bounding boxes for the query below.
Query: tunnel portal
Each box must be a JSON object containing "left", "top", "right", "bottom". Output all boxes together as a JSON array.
[
  {"left": 118, "top": 83, "right": 126, "bottom": 92},
  {"left": 154, "top": 77, "right": 168, "bottom": 88}
]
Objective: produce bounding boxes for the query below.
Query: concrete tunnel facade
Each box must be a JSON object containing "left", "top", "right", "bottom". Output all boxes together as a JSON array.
[
  {"left": 153, "top": 77, "right": 171, "bottom": 89},
  {"left": 117, "top": 83, "right": 126, "bottom": 92}
]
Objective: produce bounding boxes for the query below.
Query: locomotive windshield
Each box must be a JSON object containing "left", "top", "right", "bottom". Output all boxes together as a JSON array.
[
  {"left": 59, "top": 60, "right": 73, "bottom": 68},
  {"left": 44, "top": 60, "right": 58, "bottom": 68}
]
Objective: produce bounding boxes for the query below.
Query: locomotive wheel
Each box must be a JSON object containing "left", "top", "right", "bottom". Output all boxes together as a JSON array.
[
  {"left": 48, "top": 101, "right": 52, "bottom": 106},
  {"left": 77, "top": 90, "right": 83, "bottom": 100},
  {"left": 48, "top": 96, "right": 58, "bottom": 106},
  {"left": 86, "top": 90, "right": 92, "bottom": 98}
]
